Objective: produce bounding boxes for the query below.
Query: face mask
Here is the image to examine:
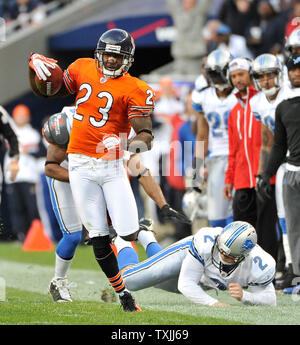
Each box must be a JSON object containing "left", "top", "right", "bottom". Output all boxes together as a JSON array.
[
  {"left": 218, "top": 252, "right": 233, "bottom": 265},
  {"left": 215, "top": 83, "right": 231, "bottom": 91},
  {"left": 262, "top": 86, "right": 278, "bottom": 97}
]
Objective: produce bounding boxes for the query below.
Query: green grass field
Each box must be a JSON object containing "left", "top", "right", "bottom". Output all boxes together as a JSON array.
[{"left": 0, "top": 241, "right": 299, "bottom": 327}]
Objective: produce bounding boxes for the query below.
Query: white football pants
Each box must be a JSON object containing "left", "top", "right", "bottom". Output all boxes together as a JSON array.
[
  {"left": 122, "top": 236, "right": 192, "bottom": 292},
  {"left": 206, "top": 155, "right": 233, "bottom": 221},
  {"left": 68, "top": 153, "right": 139, "bottom": 238},
  {"left": 47, "top": 176, "right": 82, "bottom": 234}
]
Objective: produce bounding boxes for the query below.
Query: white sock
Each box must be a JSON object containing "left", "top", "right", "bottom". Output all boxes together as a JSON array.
[
  {"left": 54, "top": 253, "right": 73, "bottom": 279},
  {"left": 137, "top": 230, "right": 157, "bottom": 250},
  {"left": 114, "top": 236, "right": 133, "bottom": 253}
]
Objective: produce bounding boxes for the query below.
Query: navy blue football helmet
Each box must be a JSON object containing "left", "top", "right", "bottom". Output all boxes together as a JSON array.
[{"left": 95, "top": 28, "right": 135, "bottom": 78}]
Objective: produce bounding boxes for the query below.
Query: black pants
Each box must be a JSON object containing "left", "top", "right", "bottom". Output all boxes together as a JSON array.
[
  {"left": 6, "top": 182, "right": 40, "bottom": 242},
  {"left": 256, "top": 185, "right": 278, "bottom": 261},
  {"left": 233, "top": 188, "right": 257, "bottom": 227}
]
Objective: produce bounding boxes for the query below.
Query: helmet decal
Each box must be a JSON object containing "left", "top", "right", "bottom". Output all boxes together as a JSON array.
[{"left": 241, "top": 239, "right": 255, "bottom": 252}]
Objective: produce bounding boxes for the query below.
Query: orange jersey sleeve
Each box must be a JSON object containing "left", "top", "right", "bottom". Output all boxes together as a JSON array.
[
  {"left": 63, "top": 58, "right": 155, "bottom": 158},
  {"left": 127, "top": 78, "right": 155, "bottom": 120},
  {"left": 63, "top": 60, "right": 81, "bottom": 94}
]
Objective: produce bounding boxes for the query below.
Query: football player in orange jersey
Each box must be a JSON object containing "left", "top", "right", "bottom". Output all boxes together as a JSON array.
[{"left": 28, "top": 28, "right": 156, "bottom": 312}]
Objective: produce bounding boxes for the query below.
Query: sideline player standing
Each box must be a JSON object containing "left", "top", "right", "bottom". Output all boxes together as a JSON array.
[
  {"left": 250, "top": 53, "right": 299, "bottom": 287},
  {"left": 0, "top": 106, "right": 19, "bottom": 183},
  {"left": 113, "top": 220, "right": 276, "bottom": 306},
  {"left": 0, "top": 105, "right": 20, "bottom": 233},
  {"left": 258, "top": 52, "right": 300, "bottom": 295},
  {"left": 192, "top": 49, "right": 236, "bottom": 227},
  {"left": 28, "top": 28, "right": 155, "bottom": 312}
]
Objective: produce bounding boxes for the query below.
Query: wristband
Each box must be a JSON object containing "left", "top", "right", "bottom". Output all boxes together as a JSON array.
[
  {"left": 137, "top": 129, "right": 154, "bottom": 138},
  {"left": 45, "top": 161, "right": 60, "bottom": 166}
]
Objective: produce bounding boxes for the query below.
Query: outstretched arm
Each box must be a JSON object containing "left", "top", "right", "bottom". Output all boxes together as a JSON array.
[
  {"left": 127, "top": 154, "right": 191, "bottom": 225},
  {"left": 229, "top": 282, "right": 276, "bottom": 306},
  {"left": 178, "top": 252, "right": 229, "bottom": 306},
  {"left": 28, "top": 53, "right": 70, "bottom": 98},
  {"left": 127, "top": 116, "right": 153, "bottom": 153}
]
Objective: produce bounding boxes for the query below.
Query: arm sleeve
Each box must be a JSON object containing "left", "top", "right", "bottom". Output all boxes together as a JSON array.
[
  {"left": 178, "top": 252, "right": 218, "bottom": 306},
  {"left": 0, "top": 107, "right": 19, "bottom": 158},
  {"left": 191, "top": 89, "right": 204, "bottom": 113},
  {"left": 241, "top": 283, "right": 277, "bottom": 306},
  {"left": 224, "top": 111, "right": 236, "bottom": 184},
  {"left": 63, "top": 60, "right": 79, "bottom": 94},
  {"left": 127, "top": 84, "right": 155, "bottom": 120},
  {"left": 264, "top": 103, "right": 288, "bottom": 178}
]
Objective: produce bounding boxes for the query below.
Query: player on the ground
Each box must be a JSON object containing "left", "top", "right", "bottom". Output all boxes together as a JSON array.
[
  {"left": 113, "top": 220, "right": 276, "bottom": 306},
  {"left": 191, "top": 49, "right": 236, "bottom": 227},
  {"left": 43, "top": 106, "right": 190, "bottom": 302},
  {"left": 29, "top": 28, "right": 155, "bottom": 312}
]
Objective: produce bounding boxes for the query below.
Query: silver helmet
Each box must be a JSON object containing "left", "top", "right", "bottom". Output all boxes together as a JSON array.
[
  {"left": 251, "top": 53, "right": 283, "bottom": 97},
  {"left": 212, "top": 221, "right": 257, "bottom": 276},
  {"left": 285, "top": 28, "right": 300, "bottom": 53},
  {"left": 182, "top": 188, "right": 207, "bottom": 222},
  {"left": 205, "top": 49, "right": 232, "bottom": 91}
]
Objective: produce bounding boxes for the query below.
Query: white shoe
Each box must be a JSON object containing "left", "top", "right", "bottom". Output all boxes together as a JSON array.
[{"left": 49, "top": 278, "right": 72, "bottom": 302}]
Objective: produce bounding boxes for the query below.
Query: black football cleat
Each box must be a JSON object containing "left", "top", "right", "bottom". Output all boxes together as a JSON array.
[{"left": 119, "top": 291, "right": 141, "bottom": 312}]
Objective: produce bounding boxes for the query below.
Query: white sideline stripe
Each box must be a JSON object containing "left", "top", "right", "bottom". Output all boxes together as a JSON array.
[{"left": 0, "top": 260, "right": 299, "bottom": 325}]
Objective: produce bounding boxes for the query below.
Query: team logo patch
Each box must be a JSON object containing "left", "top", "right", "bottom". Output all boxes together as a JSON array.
[
  {"left": 105, "top": 44, "right": 121, "bottom": 52},
  {"left": 242, "top": 239, "right": 255, "bottom": 251}
]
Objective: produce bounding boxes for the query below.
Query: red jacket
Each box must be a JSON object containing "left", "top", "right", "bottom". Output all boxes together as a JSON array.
[{"left": 225, "top": 86, "right": 261, "bottom": 190}]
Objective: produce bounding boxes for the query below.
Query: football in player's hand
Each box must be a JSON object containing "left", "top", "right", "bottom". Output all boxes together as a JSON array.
[{"left": 35, "top": 64, "right": 63, "bottom": 96}]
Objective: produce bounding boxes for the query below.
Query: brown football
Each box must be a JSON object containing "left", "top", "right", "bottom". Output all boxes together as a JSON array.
[{"left": 35, "top": 64, "right": 63, "bottom": 96}]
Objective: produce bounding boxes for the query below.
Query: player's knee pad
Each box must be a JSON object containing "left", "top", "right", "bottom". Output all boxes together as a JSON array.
[
  {"left": 56, "top": 230, "right": 82, "bottom": 260},
  {"left": 120, "top": 230, "right": 139, "bottom": 242}
]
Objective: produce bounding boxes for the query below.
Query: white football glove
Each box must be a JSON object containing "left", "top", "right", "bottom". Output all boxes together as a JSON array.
[
  {"left": 29, "top": 53, "right": 57, "bottom": 81},
  {"left": 102, "top": 135, "right": 121, "bottom": 150}
]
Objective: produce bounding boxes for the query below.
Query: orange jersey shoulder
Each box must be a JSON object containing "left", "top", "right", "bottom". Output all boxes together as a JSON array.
[{"left": 63, "top": 58, "right": 155, "bottom": 158}]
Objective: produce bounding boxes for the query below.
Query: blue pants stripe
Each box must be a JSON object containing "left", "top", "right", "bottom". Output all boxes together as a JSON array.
[
  {"left": 47, "top": 177, "right": 69, "bottom": 234},
  {"left": 123, "top": 239, "right": 192, "bottom": 278}
]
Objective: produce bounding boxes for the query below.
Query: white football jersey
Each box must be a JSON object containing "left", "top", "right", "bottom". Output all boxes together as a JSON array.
[
  {"left": 190, "top": 227, "right": 275, "bottom": 290},
  {"left": 250, "top": 85, "right": 300, "bottom": 133},
  {"left": 192, "top": 87, "right": 237, "bottom": 157}
]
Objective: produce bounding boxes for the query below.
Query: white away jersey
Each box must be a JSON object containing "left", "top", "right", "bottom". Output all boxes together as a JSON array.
[
  {"left": 250, "top": 85, "right": 300, "bottom": 133},
  {"left": 192, "top": 87, "right": 237, "bottom": 157},
  {"left": 189, "top": 226, "right": 275, "bottom": 291}
]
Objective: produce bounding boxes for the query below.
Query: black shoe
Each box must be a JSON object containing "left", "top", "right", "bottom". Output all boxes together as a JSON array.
[
  {"left": 119, "top": 291, "right": 141, "bottom": 312},
  {"left": 275, "top": 264, "right": 298, "bottom": 290}
]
